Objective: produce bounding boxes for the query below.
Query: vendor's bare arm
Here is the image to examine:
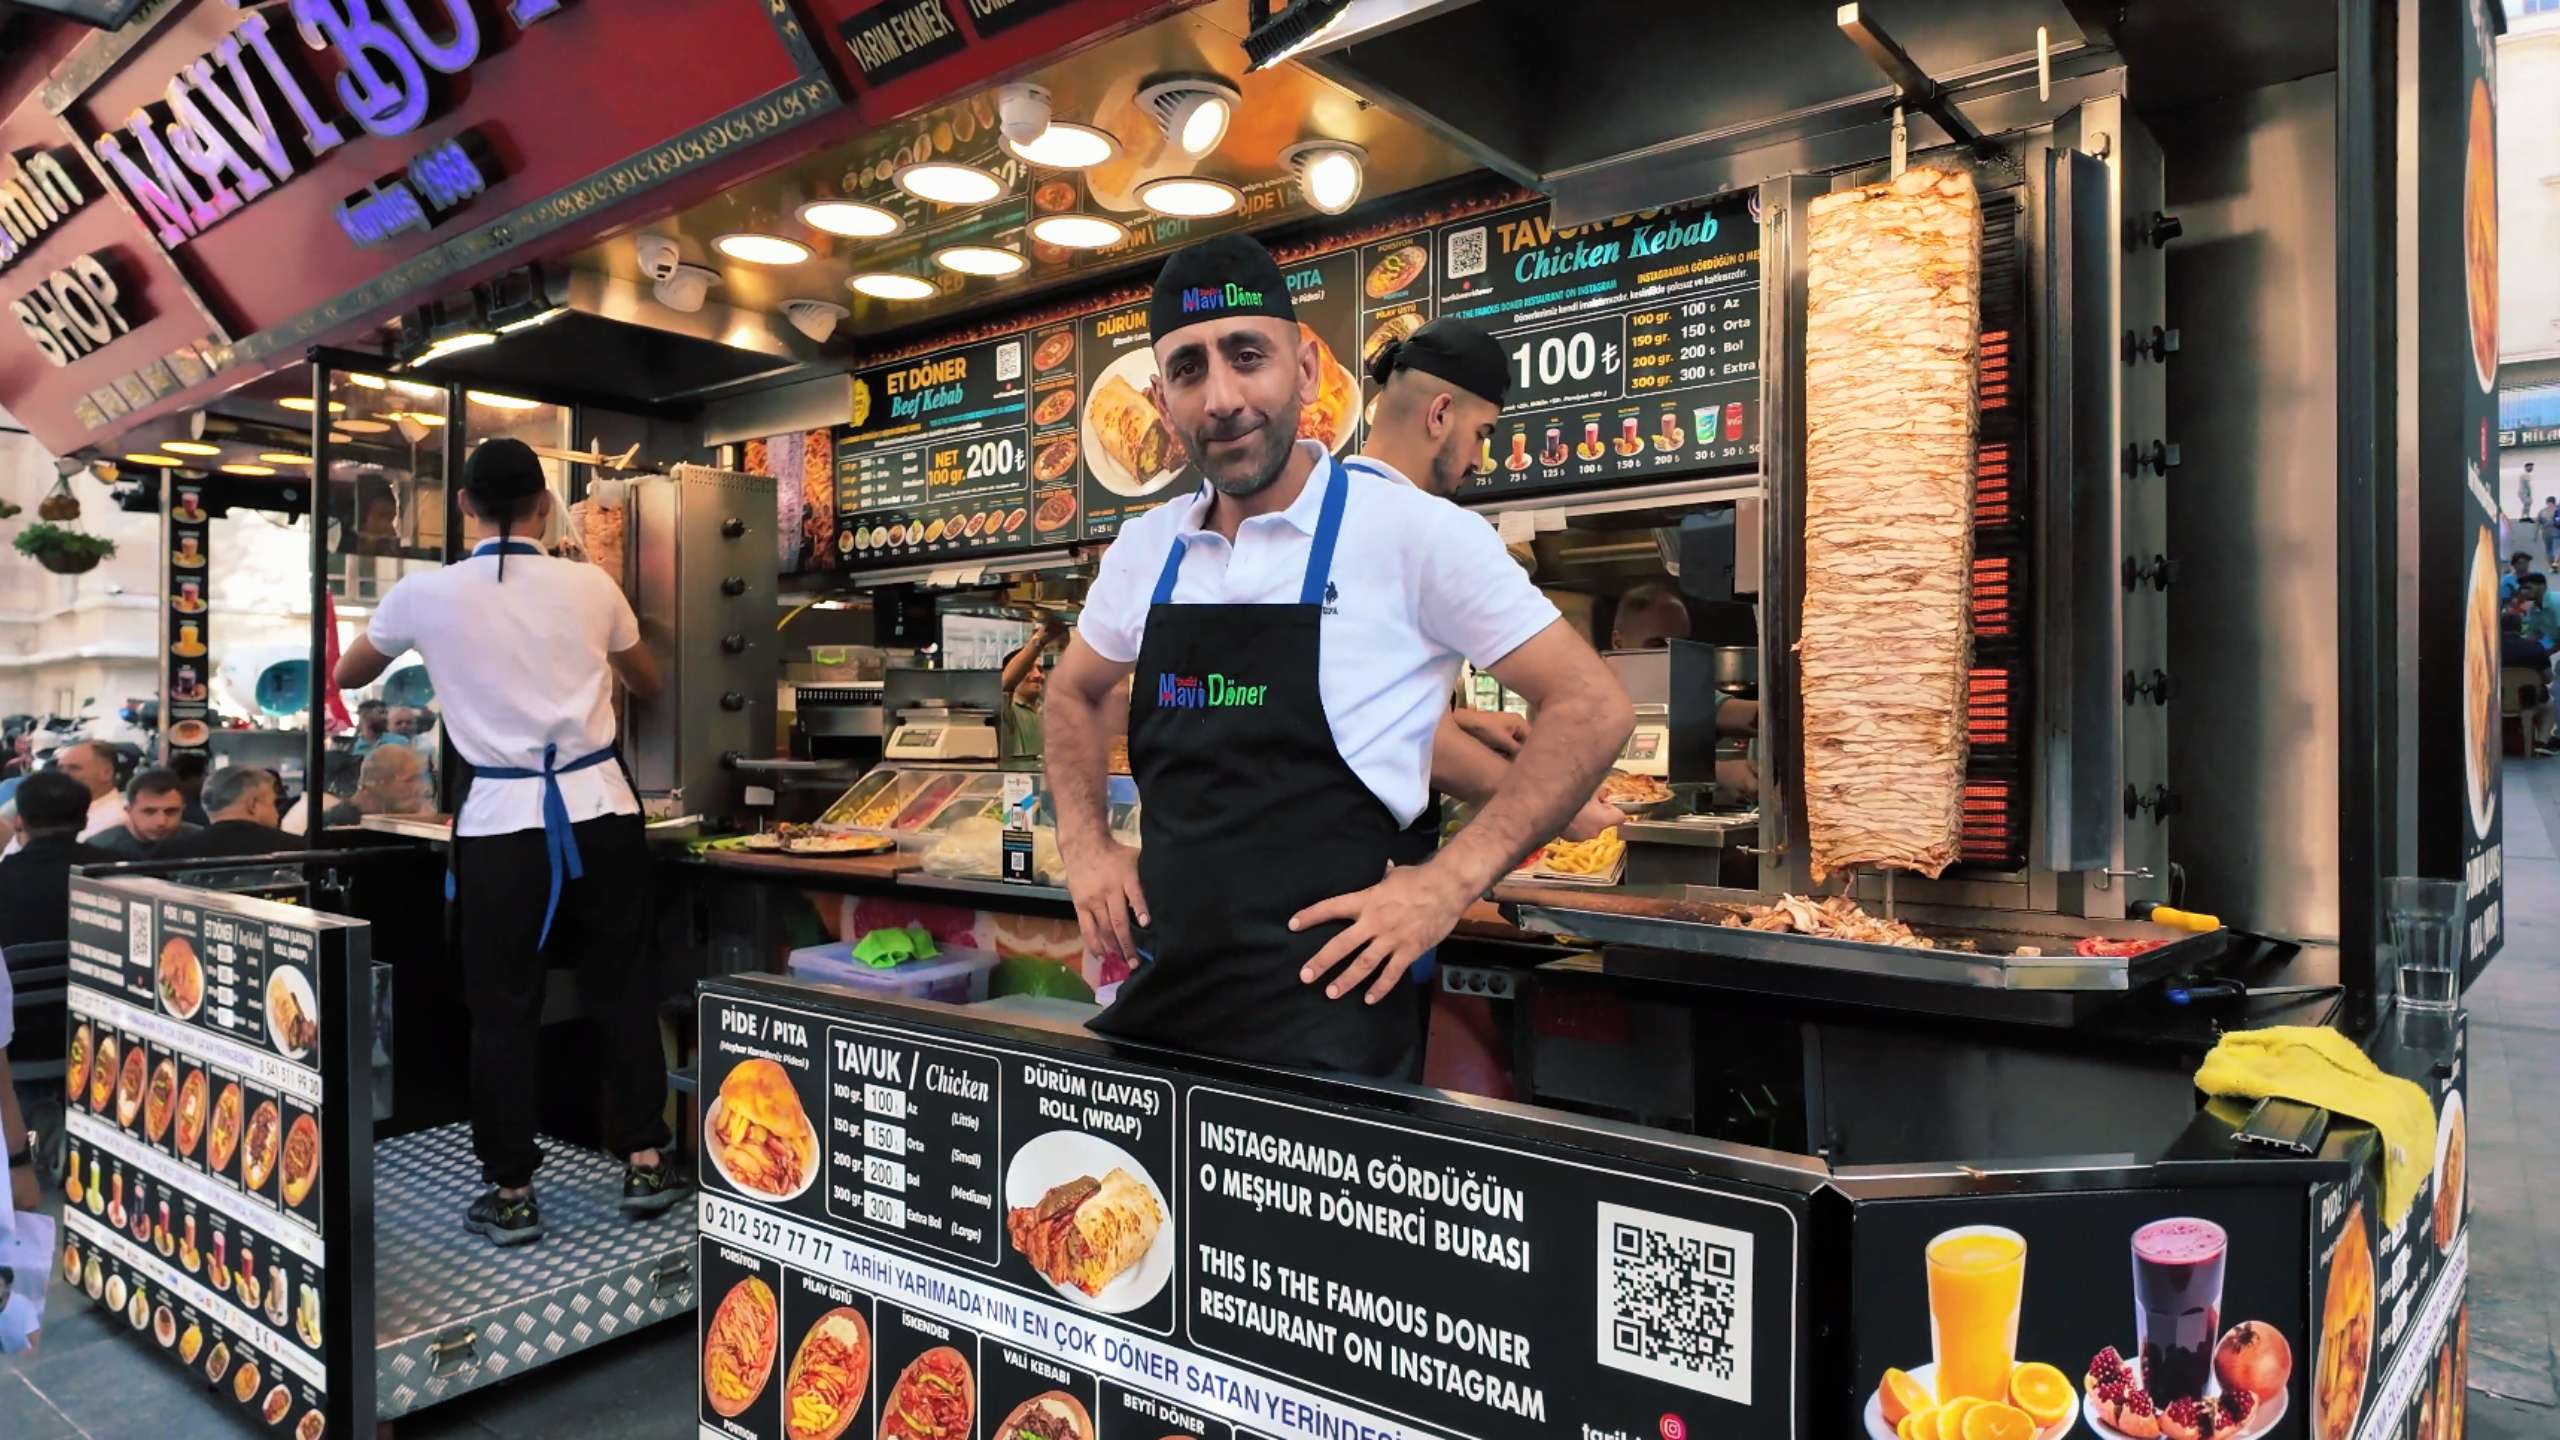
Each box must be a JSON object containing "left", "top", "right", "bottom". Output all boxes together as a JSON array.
[
  {"left": 1433, "top": 711, "right": 1626, "bottom": 841},
  {"left": 610, "top": 640, "right": 663, "bottom": 702},
  {"left": 333, "top": 634, "right": 396, "bottom": 690},
  {"left": 1046, "top": 634, "right": 1146, "bottom": 960},
  {"left": 1295, "top": 620, "right": 1632, "bottom": 1001}
]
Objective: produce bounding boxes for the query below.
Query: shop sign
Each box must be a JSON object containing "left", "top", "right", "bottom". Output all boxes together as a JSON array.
[
  {"left": 956, "top": 0, "right": 1088, "bottom": 36},
  {"left": 11, "top": 252, "right": 137, "bottom": 366},
  {"left": 837, "top": 0, "right": 968, "bottom": 86},
  {"left": 2501, "top": 426, "right": 2559, "bottom": 448},
  {"left": 84, "top": 2, "right": 567, "bottom": 253},
  {"left": 333, "top": 132, "right": 491, "bottom": 247},
  {"left": 0, "top": 149, "right": 91, "bottom": 270}
]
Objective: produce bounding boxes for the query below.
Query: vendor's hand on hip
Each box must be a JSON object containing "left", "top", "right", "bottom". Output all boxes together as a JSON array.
[
  {"left": 1065, "top": 838, "right": 1149, "bottom": 966},
  {"left": 1291, "top": 862, "right": 1468, "bottom": 1005}
]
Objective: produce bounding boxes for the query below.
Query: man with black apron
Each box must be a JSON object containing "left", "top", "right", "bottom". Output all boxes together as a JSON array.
[
  {"left": 335, "top": 439, "right": 683, "bottom": 1245},
  {"left": 1045, "top": 237, "right": 1634, "bottom": 1078}
]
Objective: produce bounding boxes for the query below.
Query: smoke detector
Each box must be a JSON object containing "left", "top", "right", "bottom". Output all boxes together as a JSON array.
[{"left": 784, "top": 299, "right": 848, "bottom": 343}]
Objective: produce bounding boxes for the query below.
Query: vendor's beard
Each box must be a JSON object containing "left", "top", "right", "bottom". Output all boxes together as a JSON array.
[{"left": 1185, "top": 408, "right": 1300, "bottom": 498}]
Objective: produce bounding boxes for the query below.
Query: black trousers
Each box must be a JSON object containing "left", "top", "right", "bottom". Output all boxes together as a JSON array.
[{"left": 453, "top": 812, "right": 668, "bottom": 1187}]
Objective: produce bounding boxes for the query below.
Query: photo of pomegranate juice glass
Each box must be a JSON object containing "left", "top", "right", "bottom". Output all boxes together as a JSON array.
[{"left": 2132, "top": 1217, "right": 2227, "bottom": 1402}]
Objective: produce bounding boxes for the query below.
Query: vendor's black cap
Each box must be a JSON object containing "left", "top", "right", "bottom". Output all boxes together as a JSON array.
[
  {"left": 1148, "top": 233, "right": 1296, "bottom": 345},
  {"left": 1368, "top": 317, "right": 1509, "bottom": 408},
  {"left": 463, "top": 436, "right": 545, "bottom": 501}
]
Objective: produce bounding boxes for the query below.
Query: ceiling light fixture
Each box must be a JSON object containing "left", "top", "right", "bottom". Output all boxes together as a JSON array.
[
  {"left": 1137, "top": 175, "right": 1243, "bottom": 218},
  {"left": 347, "top": 373, "right": 388, "bottom": 389},
  {"left": 798, "top": 198, "right": 902, "bottom": 238},
  {"left": 849, "top": 272, "right": 939, "bottom": 301},
  {"left": 278, "top": 397, "right": 348, "bottom": 413},
  {"left": 933, "top": 245, "right": 1029, "bottom": 277},
  {"left": 123, "top": 452, "right": 179, "bottom": 466},
  {"left": 417, "top": 331, "right": 496, "bottom": 363},
  {"left": 497, "top": 308, "right": 565, "bottom": 334},
  {"left": 162, "top": 439, "right": 222, "bottom": 457},
  {"left": 1240, "top": 0, "right": 1381, "bottom": 70},
  {"left": 1282, "top": 139, "right": 1367, "bottom": 214},
  {"left": 713, "top": 232, "right": 813, "bottom": 266},
  {"left": 387, "top": 378, "right": 443, "bottom": 399},
  {"left": 337, "top": 418, "right": 392, "bottom": 434},
  {"left": 220, "top": 463, "right": 275, "bottom": 476},
  {"left": 1136, "top": 75, "right": 1243, "bottom": 157},
  {"left": 468, "top": 391, "right": 544, "bottom": 410},
  {"left": 1028, "top": 213, "right": 1129, "bottom": 249},
  {"left": 403, "top": 411, "right": 449, "bottom": 427},
  {"left": 997, "top": 82, "right": 1052, "bottom": 146},
  {"left": 260, "top": 452, "right": 313, "bottom": 465},
  {"left": 895, "top": 161, "right": 1005, "bottom": 206},
  {"left": 1005, "top": 121, "right": 1119, "bottom": 170},
  {"left": 653, "top": 262, "right": 719, "bottom": 313}
]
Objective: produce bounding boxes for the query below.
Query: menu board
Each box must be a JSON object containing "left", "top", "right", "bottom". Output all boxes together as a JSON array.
[
  {"left": 1438, "top": 196, "right": 1762, "bottom": 501},
  {"left": 834, "top": 335, "right": 1037, "bottom": 565},
  {"left": 58, "top": 875, "right": 368, "bottom": 1440},
  {"left": 165, "top": 477, "right": 212, "bottom": 765},
  {"left": 696, "top": 978, "right": 1807, "bottom": 1440},
  {"left": 810, "top": 192, "right": 1763, "bottom": 572}
]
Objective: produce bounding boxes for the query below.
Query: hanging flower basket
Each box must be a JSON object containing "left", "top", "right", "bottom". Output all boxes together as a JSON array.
[
  {"left": 37, "top": 479, "right": 80, "bottom": 522},
  {"left": 14, "top": 522, "right": 115, "bottom": 575}
]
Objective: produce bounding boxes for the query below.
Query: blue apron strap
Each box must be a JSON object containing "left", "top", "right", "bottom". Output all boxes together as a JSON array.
[
  {"left": 1298, "top": 456, "right": 1350, "bottom": 605},
  {"left": 1150, "top": 535, "right": 1189, "bottom": 606},
  {"left": 467, "top": 741, "right": 618, "bottom": 949}
]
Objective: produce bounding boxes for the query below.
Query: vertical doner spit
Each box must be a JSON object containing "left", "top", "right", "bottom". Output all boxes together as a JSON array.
[{"left": 1799, "top": 166, "right": 1983, "bottom": 882}]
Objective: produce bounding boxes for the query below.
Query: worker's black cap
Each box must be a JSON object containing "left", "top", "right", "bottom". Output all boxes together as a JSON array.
[
  {"left": 1367, "top": 317, "right": 1509, "bottom": 408},
  {"left": 1148, "top": 233, "right": 1296, "bottom": 344}
]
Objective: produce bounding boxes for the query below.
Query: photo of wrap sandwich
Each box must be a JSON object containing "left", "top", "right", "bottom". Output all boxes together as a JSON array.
[
  {"left": 1003, "top": 1130, "right": 1170, "bottom": 1311},
  {"left": 708, "top": 1057, "right": 820, "bottom": 1201},
  {"left": 1082, "top": 353, "right": 1188, "bottom": 497}
]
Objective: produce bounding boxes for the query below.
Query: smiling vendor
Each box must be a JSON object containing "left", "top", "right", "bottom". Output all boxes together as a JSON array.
[{"left": 1044, "top": 235, "right": 1634, "bottom": 1078}]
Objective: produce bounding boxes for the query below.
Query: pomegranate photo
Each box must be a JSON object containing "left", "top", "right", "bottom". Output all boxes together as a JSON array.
[{"left": 2214, "top": 1320, "right": 2294, "bottom": 1401}]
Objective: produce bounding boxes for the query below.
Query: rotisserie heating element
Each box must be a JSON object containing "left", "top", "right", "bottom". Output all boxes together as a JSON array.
[{"left": 1964, "top": 188, "right": 2033, "bottom": 869}]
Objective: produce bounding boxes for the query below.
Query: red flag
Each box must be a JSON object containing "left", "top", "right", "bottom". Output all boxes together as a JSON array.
[{"left": 320, "top": 589, "right": 353, "bottom": 733}]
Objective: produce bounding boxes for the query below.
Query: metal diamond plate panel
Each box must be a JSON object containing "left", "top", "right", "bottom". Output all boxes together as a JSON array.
[{"left": 370, "top": 1124, "right": 695, "bottom": 1420}]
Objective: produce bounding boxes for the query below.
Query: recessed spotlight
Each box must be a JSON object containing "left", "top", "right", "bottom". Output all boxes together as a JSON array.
[
  {"left": 1005, "top": 123, "right": 1120, "bottom": 170},
  {"left": 346, "top": 373, "right": 388, "bottom": 389},
  {"left": 123, "top": 452, "right": 179, "bottom": 466},
  {"left": 497, "top": 308, "right": 565, "bottom": 334},
  {"left": 932, "top": 245, "right": 1029, "bottom": 277},
  {"left": 387, "top": 378, "right": 443, "bottom": 399},
  {"left": 278, "top": 397, "right": 348, "bottom": 413},
  {"left": 798, "top": 198, "right": 902, "bottom": 238},
  {"left": 259, "top": 452, "right": 312, "bottom": 465},
  {"left": 1137, "top": 176, "right": 1243, "bottom": 218},
  {"left": 220, "top": 463, "right": 275, "bottom": 476},
  {"left": 1282, "top": 140, "right": 1367, "bottom": 215},
  {"left": 1028, "top": 213, "right": 1128, "bottom": 249},
  {"left": 895, "top": 161, "right": 1004, "bottom": 206},
  {"left": 162, "top": 440, "right": 222, "bottom": 457},
  {"left": 714, "top": 232, "right": 813, "bottom": 265},
  {"left": 337, "top": 418, "right": 392, "bottom": 434},
  {"left": 417, "top": 331, "right": 496, "bottom": 363},
  {"left": 850, "top": 272, "right": 939, "bottom": 301},
  {"left": 1137, "top": 76, "right": 1242, "bottom": 158},
  {"left": 468, "top": 391, "right": 544, "bottom": 410}
]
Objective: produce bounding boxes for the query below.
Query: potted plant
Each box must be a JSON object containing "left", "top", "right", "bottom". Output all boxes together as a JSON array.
[
  {"left": 37, "top": 478, "right": 79, "bottom": 521},
  {"left": 13, "top": 522, "right": 117, "bottom": 575}
]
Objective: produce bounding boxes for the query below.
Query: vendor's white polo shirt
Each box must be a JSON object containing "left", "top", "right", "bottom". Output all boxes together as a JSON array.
[
  {"left": 367, "top": 539, "right": 639, "bottom": 838},
  {"left": 1079, "top": 441, "right": 1558, "bottom": 826}
]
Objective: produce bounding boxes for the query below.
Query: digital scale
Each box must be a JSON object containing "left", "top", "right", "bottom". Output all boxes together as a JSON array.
[
  {"left": 1618, "top": 703, "right": 1671, "bottom": 778},
  {"left": 884, "top": 702, "right": 998, "bottom": 762}
]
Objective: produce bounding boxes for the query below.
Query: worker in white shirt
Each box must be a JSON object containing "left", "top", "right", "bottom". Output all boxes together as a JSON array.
[
  {"left": 334, "top": 439, "right": 680, "bottom": 1246},
  {"left": 1045, "top": 235, "right": 1633, "bottom": 1078}
]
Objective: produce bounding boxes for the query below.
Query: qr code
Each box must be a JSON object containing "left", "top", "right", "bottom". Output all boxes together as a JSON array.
[
  {"left": 996, "top": 340, "right": 1022, "bottom": 382},
  {"left": 1446, "top": 225, "right": 1488, "bottom": 280},
  {"left": 1595, "top": 1201, "right": 1753, "bottom": 1405}
]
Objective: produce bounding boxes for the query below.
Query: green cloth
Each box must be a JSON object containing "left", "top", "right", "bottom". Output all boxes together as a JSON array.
[
  {"left": 999, "top": 700, "right": 1044, "bottom": 758},
  {"left": 851, "top": 924, "right": 939, "bottom": 968}
]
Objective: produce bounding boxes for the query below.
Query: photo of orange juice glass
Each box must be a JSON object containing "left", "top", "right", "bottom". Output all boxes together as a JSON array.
[{"left": 1926, "top": 1225, "right": 2027, "bottom": 1402}]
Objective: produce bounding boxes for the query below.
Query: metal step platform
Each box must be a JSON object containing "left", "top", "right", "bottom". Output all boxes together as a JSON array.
[{"left": 372, "top": 1124, "right": 695, "bottom": 1421}]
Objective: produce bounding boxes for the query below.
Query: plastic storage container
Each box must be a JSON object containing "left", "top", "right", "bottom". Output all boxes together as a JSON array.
[{"left": 785, "top": 943, "right": 999, "bottom": 1004}]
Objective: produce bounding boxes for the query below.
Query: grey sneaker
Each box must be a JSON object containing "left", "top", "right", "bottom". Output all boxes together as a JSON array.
[
  {"left": 465, "top": 1187, "right": 544, "bottom": 1246},
  {"left": 621, "top": 1156, "right": 690, "bottom": 1217}
]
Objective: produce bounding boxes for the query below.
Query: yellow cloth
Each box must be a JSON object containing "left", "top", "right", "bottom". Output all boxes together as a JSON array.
[{"left": 2194, "top": 1026, "right": 2436, "bottom": 1227}]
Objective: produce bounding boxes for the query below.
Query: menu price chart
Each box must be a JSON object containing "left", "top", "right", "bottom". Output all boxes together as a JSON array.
[{"left": 835, "top": 335, "right": 1036, "bottom": 564}]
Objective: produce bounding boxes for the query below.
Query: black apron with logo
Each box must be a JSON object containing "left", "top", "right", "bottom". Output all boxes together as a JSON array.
[{"left": 1091, "top": 459, "right": 1436, "bottom": 1077}]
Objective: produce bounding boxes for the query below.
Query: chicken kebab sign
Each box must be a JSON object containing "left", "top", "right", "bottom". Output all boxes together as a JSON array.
[{"left": 696, "top": 976, "right": 1808, "bottom": 1440}]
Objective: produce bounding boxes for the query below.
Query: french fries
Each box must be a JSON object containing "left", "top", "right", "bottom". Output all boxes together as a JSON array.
[{"left": 1538, "top": 828, "right": 1624, "bottom": 877}]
